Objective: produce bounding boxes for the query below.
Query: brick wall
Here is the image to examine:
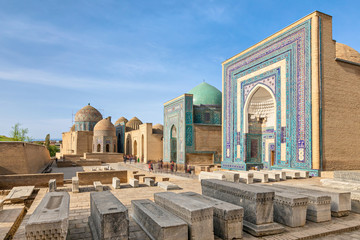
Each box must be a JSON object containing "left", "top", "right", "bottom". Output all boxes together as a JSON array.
[
  {"left": 76, "top": 170, "right": 128, "bottom": 185},
  {"left": 193, "top": 125, "right": 221, "bottom": 153},
  {"left": 0, "top": 173, "right": 63, "bottom": 189}
]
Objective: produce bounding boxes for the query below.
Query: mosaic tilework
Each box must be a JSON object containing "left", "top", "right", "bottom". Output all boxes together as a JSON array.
[{"left": 222, "top": 19, "right": 313, "bottom": 171}]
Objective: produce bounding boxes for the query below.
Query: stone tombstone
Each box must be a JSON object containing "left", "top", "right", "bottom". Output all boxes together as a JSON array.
[
  {"left": 144, "top": 177, "right": 155, "bottom": 187},
  {"left": 256, "top": 185, "right": 308, "bottom": 227},
  {"left": 180, "top": 192, "right": 244, "bottom": 240},
  {"left": 49, "top": 179, "right": 56, "bottom": 192},
  {"left": 112, "top": 177, "right": 120, "bottom": 189},
  {"left": 214, "top": 171, "right": 239, "bottom": 183},
  {"left": 94, "top": 181, "right": 103, "bottom": 192},
  {"left": 72, "top": 177, "right": 79, "bottom": 193},
  {"left": 201, "top": 179, "right": 284, "bottom": 236},
  {"left": 250, "top": 171, "right": 269, "bottom": 183},
  {"left": 236, "top": 171, "right": 254, "bottom": 184},
  {"left": 131, "top": 199, "right": 188, "bottom": 240},
  {"left": 25, "top": 192, "right": 70, "bottom": 239},
  {"left": 6, "top": 186, "right": 35, "bottom": 203},
  {"left": 89, "top": 191, "right": 129, "bottom": 240},
  {"left": 154, "top": 192, "right": 214, "bottom": 240},
  {"left": 267, "top": 184, "right": 331, "bottom": 222},
  {"left": 198, "top": 171, "right": 225, "bottom": 182},
  {"left": 334, "top": 170, "right": 360, "bottom": 182},
  {"left": 158, "top": 181, "right": 181, "bottom": 190},
  {"left": 130, "top": 178, "right": 139, "bottom": 188}
]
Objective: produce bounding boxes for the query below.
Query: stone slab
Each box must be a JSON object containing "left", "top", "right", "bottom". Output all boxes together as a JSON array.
[
  {"left": 280, "top": 184, "right": 351, "bottom": 217},
  {"left": 285, "top": 169, "right": 309, "bottom": 178},
  {"left": 262, "top": 170, "right": 287, "bottom": 180},
  {"left": 255, "top": 185, "right": 308, "bottom": 227},
  {"left": 131, "top": 199, "right": 188, "bottom": 240},
  {"left": 237, "top": 171, "right": 254, "bottom": 184},
  {"left": 283, "top": 170, "right": 301, "bottom": 179},
  {"left": 112, "top": 177, "right": 120, "bottom": 189},
  {"left": 213, "top": 171, "right": 239, "bottom": 183},
  {"left": 243, "top": 221, "right": 286, "bottom": 237},
  {"left": 154, "top": 192, "right": 214, "bottom": 240},
  {"left": 140, "top": 176, "right": 156, "bottom": 183},
  {"left": 5, "top": 186, "right": 35, "bottom": 203},
  {"left": 198, "top": 171, "right": 225, "bottom": 182},
  {"left": 144, "top": 178, "right": 155, "bottom": 187},
  {"left": 49, "top": 179, "right": 56, "bottom": 192},
  {"left": 130, "top": 178, "right": 139, "bottom": 188},
  {"left": 249, "top": 171, "right": 269, "bottom": 183},
  {"left": 257, "top": 171, "right": 280, "bottom": 181},
  {"left": 351, "top": 192, "right": 360, "bottom": 214},
  {"left": 94, "top": 181, "right": 103, "bottom": 192},
  {"left": 158, "top": 181, "right": 181, "bottom": 190},
  {"left": 25, "top": 192, "right": 70, "bottom": 239},
  {"left": 266, "top": 184, "right": 331, "bottom": 222},
  {"left": 334, "top": 170, "right": 360, "bottom": 182},
  {"left": 72, "top": 177, "right": 79, "bottom": 193},
  {"left": 180, "top": 192, "right": 243, "bottom": 240},
  {"left": 321, "top": 178, "right": 360, "bottom": 191},
  {"left": 89, "top": 191, "right": 129, "bottom": 240}
]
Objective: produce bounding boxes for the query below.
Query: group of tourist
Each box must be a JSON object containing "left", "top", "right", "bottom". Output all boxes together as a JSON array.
[{"left": 123, "top": 155, "right": 139, "bottom": 163}]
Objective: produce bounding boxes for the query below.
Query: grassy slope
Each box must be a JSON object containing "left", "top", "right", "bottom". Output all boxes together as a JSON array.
[{"left": 0, "top": 135, "right": 15, "bottom": 141}]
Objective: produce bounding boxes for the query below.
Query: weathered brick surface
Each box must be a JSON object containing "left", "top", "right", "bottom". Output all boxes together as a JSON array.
[
  {"left": 76, "top": 170, "right": 128, "bottom": 185},
  {"left": 0, "top": 173, "right": 64, "bottom": 189}
]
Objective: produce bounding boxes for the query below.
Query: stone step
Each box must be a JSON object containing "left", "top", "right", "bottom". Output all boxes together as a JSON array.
[
  {"left": 131, "top": 199, "right": 188, "bottom": 240},
  {"left": 180, "top": 191, "right": 243, "bottom": 240},
  {"left": 154, "top": 192, "right": 214, "bottom": 240}
]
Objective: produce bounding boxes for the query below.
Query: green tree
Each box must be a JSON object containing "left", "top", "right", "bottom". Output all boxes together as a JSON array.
[
  {"left": 45, "top": 134, "right": 50, "bottom": 148},
  {"left": 48, "top": 145, "right": 59, "bottom": 157},
  {"left": 9, "top": 123, "right": 32, "bottom": 141}
]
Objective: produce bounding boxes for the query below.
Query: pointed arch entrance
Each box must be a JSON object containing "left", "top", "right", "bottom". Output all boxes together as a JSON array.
[
  {"left": 244, "top": 85, "right": 276, "bottom": 167},
  {"left": 133, "top": 140, "right": 138, "bottom": 157},
  {"left": 170, "top": 125, "right": 177, "bottom": 163}
]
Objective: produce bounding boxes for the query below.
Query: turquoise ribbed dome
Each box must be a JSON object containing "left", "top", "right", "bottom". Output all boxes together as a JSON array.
[{"left": 188, "top": 82, "right": 222, "bottom": 106}]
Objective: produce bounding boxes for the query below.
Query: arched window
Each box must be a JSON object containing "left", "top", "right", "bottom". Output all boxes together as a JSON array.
[
  {"left": 106, "top": 144, "right": 110, "bottom": 152},
  {"left": 114, "top": 144, "right": 116, "bottom": 152},
  {"left": 97, "top": 144, "right": 101, "bottom": 152}
]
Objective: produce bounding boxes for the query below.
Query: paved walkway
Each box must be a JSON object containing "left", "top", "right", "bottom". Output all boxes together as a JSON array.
[{"left": 6, "top": 163, "right": 360, "bottom": 239}]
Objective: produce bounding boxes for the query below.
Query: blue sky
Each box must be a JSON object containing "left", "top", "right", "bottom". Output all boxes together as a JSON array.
[{"left": 0, "top": 0, "right": 359, "bottom": 139}]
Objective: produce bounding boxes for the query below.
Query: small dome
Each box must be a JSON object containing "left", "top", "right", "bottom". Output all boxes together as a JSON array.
[
  {"left": 70, "top": 124, "right": 75, "bottom": 132},
  {"left": 126, "top": 117, "right": 143, "bottom": 131},
  {"left": 94, "top": 117, "right": 116, "bottom": 134},
  {"left": 75, "top": 104, "right": 102, "bottom": 122},
  {"left": 336, "top": 42, "right": 360, "bottom": 64},
  {"left": 115, "top": 117, "right": 128, "bottom": 126},
  {"left": 152, "top": 123, "right": 163, "bottom": 130},
  {"left": 188, "top": 82, "right": 222, "bottom": 106}
]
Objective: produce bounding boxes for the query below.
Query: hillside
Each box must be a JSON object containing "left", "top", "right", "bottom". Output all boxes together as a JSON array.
[{"left": 0, "top": 135, "right": 15, "bottom": 141}]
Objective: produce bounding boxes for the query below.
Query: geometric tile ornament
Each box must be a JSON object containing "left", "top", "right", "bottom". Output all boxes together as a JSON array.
[{"left": 222, "top": 19, "right": 313, "bottom": 172}]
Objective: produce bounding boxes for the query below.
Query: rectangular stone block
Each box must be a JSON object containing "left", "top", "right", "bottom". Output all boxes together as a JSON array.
[
  {"left": 262, "top": 170, "right": 287, "bottom": 180},
  {"left": 334, "top": 170, "right": 360, "bottom": 182},
  {"left": 285, "top": 169, "right": 309, "bottom": 178},
  {"left": 154, "top": 192, "right": 214, "bottom": 240},
  {"left": 25, "top": 192, "right": 70, "bottom": 239},
  {"left": 268, "top": 184, "right": 331, "bottom": 222},
  {"left": 49, "top": 179, "right": 56, "bottom": 192},
  {"left": 283, "top": 171, "right": 300, "bottom": 179},
  {"left": 280, "top": 184, "right": 351, "bottom": 217},
  {"left": 140, "top": 176, "right": 156, "bottom": 183},
  {"left": 158, "top": 181, "right": 180, "bottom": 190},
  {"left": 132, "top": 173, "right": 146, "bottom": 181},
  {"left": 249, "top": 171, "right": 268, "bottom": 183},
  {"left": 112, "top": 177, "right": 120, "bottom": 189},
  {"left": 214, "top": 171, "right": 239, "bottom": 183},
  {"left": 198, "top": 171, "right": 225, "bottom": 182},
  {"left": 72, "top": 177, "right": 79, "bottom": 193},
  {"left": 256, "top": 185, "right": 308, "bottom": 227},
  {"left": 320, "top": 178, "right": 360, "bottom": 191},
  {"left": 94, "top": 181, "right": 103, "bottom": 192},
  {"left": 89, "top": 191, "right": 129, "bottom": 240},
  {"left": 145, "top": 178, "right": 155, "bottom": 186},
  {"left": 180, "top": 192, "right": 243, "bottom": 240},
  {"left": 131, "top": 199, "right": 188, "bottom": 240},
  {"left": 351, "top": 192, "right": 360, "bottom": 214},
  {"left": 257, "top": 171, "right": 280, "bottom": 181},
  {"left": 237, "top": 172, "right": 253, "bottom": 184},
  {"left": 0, "top": 200, "right": 3, "bottom": 211},
  {"left": 201, "top": 179, "right": 284, "bottom": 236},
  {"left": 130, "top": 178, "right": 139, "bottom": 188},
  {"left": 6, "top": 186, "right": 35, "bottom": 203}
]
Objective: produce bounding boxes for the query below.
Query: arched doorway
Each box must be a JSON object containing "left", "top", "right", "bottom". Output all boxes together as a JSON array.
[
  {"left": 244, "top": 86, "right": 276, "bottom": 166},
  {"left": 117, "top": 133, "right": 121, "bottom": 153},
  {"left": 126, "top": 135, "right": 131, "bottom": 155},
  {"left": 170, "top": 125, "right": 177, "bottom": 163},
  {"left": 141, "top": 135, "right": 144, "bottom": 162},
  {"left": 106, "top": 144, "right": 110, "bottom": 152},
  {"left": 97, "top": 144, "right": 101, "bottom": 152},
  {"left": 133, "top": 140, "right": 138, "bottom": 157}
]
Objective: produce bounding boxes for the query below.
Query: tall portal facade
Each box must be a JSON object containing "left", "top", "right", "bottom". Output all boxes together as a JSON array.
[{"left": 222, "top": 11, "right": 360, "bottom": 176}]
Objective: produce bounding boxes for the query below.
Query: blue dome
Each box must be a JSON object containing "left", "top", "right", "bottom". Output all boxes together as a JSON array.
[{"left": 188, "top": 82, "right": 222, "bottom": 106}]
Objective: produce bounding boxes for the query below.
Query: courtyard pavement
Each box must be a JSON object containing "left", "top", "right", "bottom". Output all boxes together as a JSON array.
[{"left": 3, "top": 163, "right": 359, "bottom": 239}]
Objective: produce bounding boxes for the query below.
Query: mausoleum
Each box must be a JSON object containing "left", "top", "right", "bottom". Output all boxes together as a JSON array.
[{"left": 221, "top": 11, "right": 360, "bottom": 176}]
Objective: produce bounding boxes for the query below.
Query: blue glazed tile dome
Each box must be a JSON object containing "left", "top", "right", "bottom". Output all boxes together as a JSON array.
[{"left": 188, "top": 82, "right": 222, "bottom": 106}]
